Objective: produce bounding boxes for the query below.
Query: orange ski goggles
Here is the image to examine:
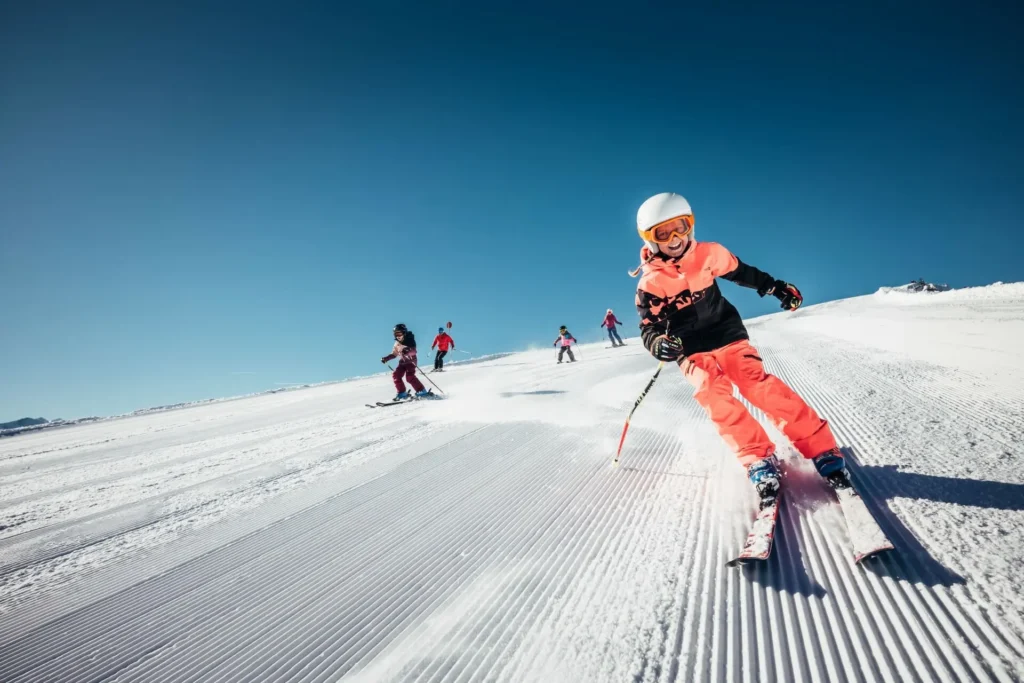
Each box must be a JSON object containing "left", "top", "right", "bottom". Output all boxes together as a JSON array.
[{"left": 639, "top": 214, "right": 694, "bottom": 244}]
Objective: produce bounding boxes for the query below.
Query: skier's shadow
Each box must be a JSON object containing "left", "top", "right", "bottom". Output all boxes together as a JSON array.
[
  {"left": 839, "top": 446, "right": 1007, "bottom": 587},
  {"left": 499, "top": 390, "right": 567, "bottom": 397},
  {"left": 737, "top": 500, "right": 828, "bottom": 599}
]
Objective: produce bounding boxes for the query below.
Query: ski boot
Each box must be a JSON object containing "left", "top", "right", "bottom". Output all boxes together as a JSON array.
[
  {"left": 813, "top": 447, "right": 850, "bottom": 490},
  {"left": 746, "top": 454, "right": 781, "bottom": 507},
  {"left": 393, "top": 391, "right": 411, "bottom": 401},
  {"left": 415, "top": 389, "right": 432, "bottom": 399}
]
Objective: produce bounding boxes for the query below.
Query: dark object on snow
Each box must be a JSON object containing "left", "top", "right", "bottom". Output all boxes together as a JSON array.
[{"left": 906, "top": 278, "right": 951, "bottom": 293}]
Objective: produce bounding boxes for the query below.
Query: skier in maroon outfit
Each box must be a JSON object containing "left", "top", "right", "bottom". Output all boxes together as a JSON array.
[{"left": 381, "top": 323, "right": 429, "bottom": 400}]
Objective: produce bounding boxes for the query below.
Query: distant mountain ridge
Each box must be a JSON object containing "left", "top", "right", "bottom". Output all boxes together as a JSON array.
[{"left": 0, "top": 417, "right": 48, "bottom": 430}]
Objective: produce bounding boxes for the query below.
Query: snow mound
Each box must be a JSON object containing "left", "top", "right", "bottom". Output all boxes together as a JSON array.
[
  {"left": 876, "top": 278, "right": 951, "bottom": 294},
  {"left": 874, "top": 280, "right": 1024, "bottom": 302}
]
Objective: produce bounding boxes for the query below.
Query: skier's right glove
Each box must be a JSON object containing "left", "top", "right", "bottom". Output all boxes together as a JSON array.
[
  {"left": 651, "top": 334, "right": 685, "bottom": 362},
  {"left": 380, "top": 356, "right": 390, "bottom": 364}
]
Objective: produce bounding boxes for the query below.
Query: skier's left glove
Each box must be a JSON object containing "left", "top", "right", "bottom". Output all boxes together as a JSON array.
[
  {"left": 773, "top": 281, "right": 803, "bottom": 311},
  {"left": 759, "top": 279, "right": 802, "bottom": 310}
]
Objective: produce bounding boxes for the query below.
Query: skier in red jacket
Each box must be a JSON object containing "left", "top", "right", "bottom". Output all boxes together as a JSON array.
[
  {"left": 601, "top": 309, "right": 625, "bottom": 347},
  {"left": 431, "top": 328, "right": 456, "bottom": 372}
]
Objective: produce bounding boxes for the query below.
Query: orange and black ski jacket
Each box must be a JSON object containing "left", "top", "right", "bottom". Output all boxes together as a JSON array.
[{"left": 635, "top": 241, "right": 776, "bottom": 356}]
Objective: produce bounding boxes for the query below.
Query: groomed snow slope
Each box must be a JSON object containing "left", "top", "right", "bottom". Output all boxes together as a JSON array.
[{"left": 1, "top": 283, "right": 1023, "bottom": 682}]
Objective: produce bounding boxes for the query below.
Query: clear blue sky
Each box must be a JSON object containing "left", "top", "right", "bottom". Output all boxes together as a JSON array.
[{"left": 2, "top": 1, "right": 1022, "bottom": 420}]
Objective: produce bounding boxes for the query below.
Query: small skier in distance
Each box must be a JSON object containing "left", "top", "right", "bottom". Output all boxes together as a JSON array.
[
  {"left": 553, "top": 326, "right": 577, "bottom": 364},
  {"left": 381, "top": 323, "right": 430, "bottom": 400},
  {"left": 632, "top": 192, "right": 846, "bottom": 504},
  {"left": 601, "top": 309, "right": 625, "bottom": 347},
  {"left": 431, "top": 327, "right": 455, "bottom": 372}
]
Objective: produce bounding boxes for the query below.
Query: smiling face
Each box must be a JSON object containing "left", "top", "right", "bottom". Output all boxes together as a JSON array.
[
  {"left": 641, "top": 213, "right": 695, "bottom": 258},
  {"left": 657, "top": 234, "right": 691, "bottom": 257}
]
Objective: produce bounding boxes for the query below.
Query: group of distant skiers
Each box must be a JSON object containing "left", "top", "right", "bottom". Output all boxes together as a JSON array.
[
  {"left": 379, "top": 190, "right": 850, "bottom": 500},
  {"left": 381, "top": 311, "right": 621, "bottom": 395},
  {"left": 550, "top": 309, "right": 625, "bottom": 364}
]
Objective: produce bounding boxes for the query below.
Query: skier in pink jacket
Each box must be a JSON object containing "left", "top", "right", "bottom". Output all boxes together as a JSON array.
[
  {"left": 553, "top": 326, "right": 577, "bottom": 363},
  {"left": 601, "top": 309, "right": 625, "bottom": 347}
]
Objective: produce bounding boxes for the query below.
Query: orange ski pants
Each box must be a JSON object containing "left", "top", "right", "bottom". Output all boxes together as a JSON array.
[{"left": 681, "top": 340, "right": 836, "bottom": 466}]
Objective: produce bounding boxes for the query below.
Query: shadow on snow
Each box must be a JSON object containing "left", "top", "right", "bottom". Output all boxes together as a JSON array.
[
  {"left": 741, "top": 498, "right": 829, "bottom": 599},
  {"left": 840, "top": 446, "right": 1016, "bottom": 588}
]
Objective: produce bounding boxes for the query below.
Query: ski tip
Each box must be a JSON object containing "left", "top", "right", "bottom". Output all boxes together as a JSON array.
[
  {"left": 726, "top": 555, "right": 768, "bottom": 568},
  {"left": 854, "top": 544, "right": 895, "bottom": 564}
]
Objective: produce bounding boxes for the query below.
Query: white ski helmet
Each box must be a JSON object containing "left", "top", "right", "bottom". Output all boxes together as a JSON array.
[{"left": 637, "top": 192, "right": 693, "bottom": 252}]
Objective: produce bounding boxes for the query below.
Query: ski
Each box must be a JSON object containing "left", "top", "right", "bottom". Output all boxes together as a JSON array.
[
  {"left": 726, "top": 492, "right": 782, "bottom": 567},
  {"left": 365, "top": 400, "right": 411, "bottom": 409},
  {"left": 365, "top": 390, "right": 441, "bottom": 409},
  {"left": 829, "top": 475, "right": 894, "bottom": 562}
]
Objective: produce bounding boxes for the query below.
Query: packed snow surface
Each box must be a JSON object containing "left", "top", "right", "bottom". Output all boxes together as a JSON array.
[{"left": 1, "top": 283, "right": 1023, "bottom": 681}]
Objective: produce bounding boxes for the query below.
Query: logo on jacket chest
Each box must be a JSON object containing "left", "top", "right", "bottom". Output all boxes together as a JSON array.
[
  {"left": 669, "top": 288, "right": 706, "bottom": 309},
  {"left": 666, "top": 265, "right": 707, "bottom": 303}
]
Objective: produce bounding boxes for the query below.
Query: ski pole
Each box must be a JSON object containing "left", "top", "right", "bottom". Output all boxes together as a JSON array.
[
  {"left": 572, "top": 341, "right": 582, "bottom": 360},
  {"left": 415, "top": 364, "right": 446, "bottom": 394},
  {"left": 613, "top": 361, "right": 664, "bottom": 466}
]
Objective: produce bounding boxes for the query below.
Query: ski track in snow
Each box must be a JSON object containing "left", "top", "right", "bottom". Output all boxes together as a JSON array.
[{"left": 1, "top": 284, "right": 1024, "bottom": 682}]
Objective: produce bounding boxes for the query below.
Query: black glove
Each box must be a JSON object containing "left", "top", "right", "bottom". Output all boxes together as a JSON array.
[
  {"left": 651, "top": 334, "right": 685, "bottom": 362},
  {"left": 381, "top": 356, "right": 390, "bottom": 364},
  {"left": 758, "top": 279, "right": 803, "bottom": 311},
  {"left": 773, "top": 281, "right": 803, "bottom": 310}
]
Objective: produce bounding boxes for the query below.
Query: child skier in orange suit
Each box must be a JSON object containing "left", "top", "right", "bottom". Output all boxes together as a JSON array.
[{"left": 632, "top": 192, "right": 847, "bottom": 500}]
